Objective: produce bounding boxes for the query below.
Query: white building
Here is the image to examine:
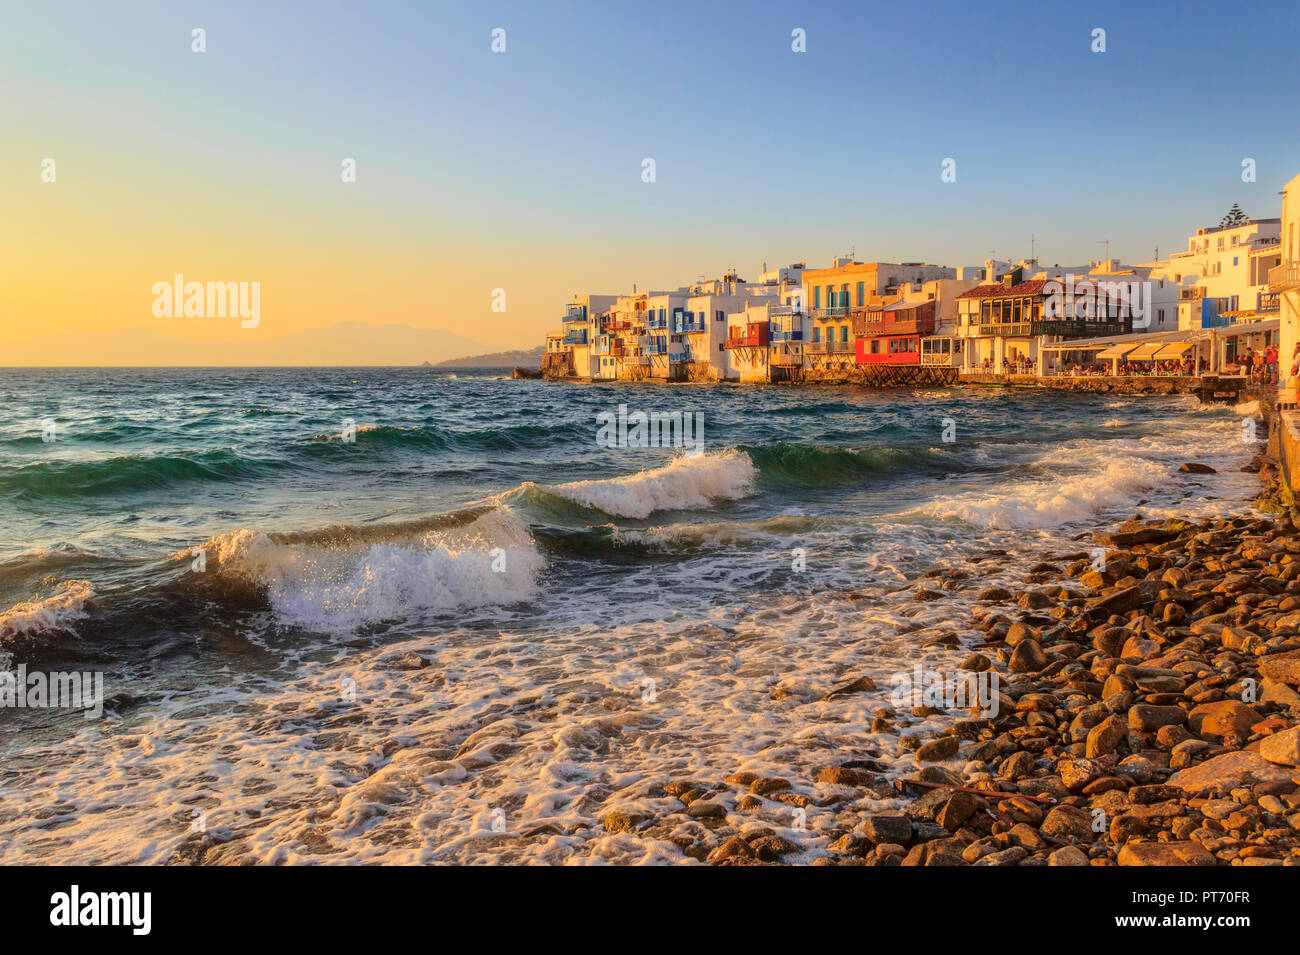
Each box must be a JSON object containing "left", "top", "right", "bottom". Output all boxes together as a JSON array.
[
  {"left": 560, "top": 294, "right": 619, "bottom": 378},
  {"left": 1277, "top": 176, "right": 1300, "bottom": 405},
  {"left": 1144, "top": 218, "right": 1282, "bottom": 330}
]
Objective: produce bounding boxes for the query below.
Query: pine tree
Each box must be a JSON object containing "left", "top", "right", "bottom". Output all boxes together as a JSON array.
[{"left": 1219, "top": 203, "right": 1248, "bottom": 228}]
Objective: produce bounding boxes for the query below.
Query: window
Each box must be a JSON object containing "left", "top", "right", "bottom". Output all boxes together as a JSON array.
[
  {"left": 856, "top": 281, "right": 865, "bottom": 307},
  {"left": 1233, "top": 257, "right": 1239, "bottom": 266},
  {"left": 814, "top": 287, "right": 821, "bottom": 309},
  {"left": 716, "top": 310, "right": 724, "bottom": 322},
  {"left": 812, "top": 327, "right": 821, "bottom": 342},
  {"left": 840, "top": 326, "right": 849, "bottom": 342},
  {"left": 871, "top": 340, "right": 880, "bottom": 354}
]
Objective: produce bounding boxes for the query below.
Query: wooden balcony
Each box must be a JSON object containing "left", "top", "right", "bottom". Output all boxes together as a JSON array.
[{"left": 1270, "top": 262, "right": 1300, "bottom": 291}]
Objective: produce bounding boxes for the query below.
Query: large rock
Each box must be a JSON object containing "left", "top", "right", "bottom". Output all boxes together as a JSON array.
[
  {"left": 1086, "top": 715, "right": 1129, "bottom": 758},
  {"left": 1118, "top": 841, "right": 1216, "bottom": 866},
  {"left": 1086, "top": 586, "right": 1145, "bottom": 617},
  {"left": 916, "top": 736, "right": 960, "bottom": 762},
  {"left": 1009, "top": 640, "right": 1048, "bottom": 673},
  {"left": 1129, "top": 704, "right": 1186, "bottom": 733},
  {"left": 1259, "top": 727, "right": 1300, "bottom": 768},
  {"left": 1189, "top": 701, "right": 1262, "bottom": 738},
  {"left": 1059, "top": 756, "right": 1116, "bottom": 792},
  {"left": 1168, "top": 750, "right": 1296, "bottom": 796},
  {"left": 1048, "top": 845, "right": 1090, "bottom": 866},
  {"left": 861, "top": 813, "right": 912, "bottom": 845},
  {"left": 1260, "top": 651, "right": 1300, "bottom": 687},
  {"left": 1039, "top": 804, "right": 1095, "bottom": 842}
]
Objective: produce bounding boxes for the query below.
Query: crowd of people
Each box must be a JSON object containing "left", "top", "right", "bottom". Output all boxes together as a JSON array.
[
  {"left": 975, "top": 341, "right": 1282, "bottom": 382},
  {"left": 1234, "top": 344, "right": 1279, "bottom": 383}
]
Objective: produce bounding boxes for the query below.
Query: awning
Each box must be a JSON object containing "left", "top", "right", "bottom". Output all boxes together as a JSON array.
[
  {"left": 1125, "top": 343, "right": 1165, "bottom": 360},
  {"left": 1095, "top": 344, "right": 1135, "bottom": 360},
  {"left": 1153, "top": 342, "right": 1192, "bottom": 358}
]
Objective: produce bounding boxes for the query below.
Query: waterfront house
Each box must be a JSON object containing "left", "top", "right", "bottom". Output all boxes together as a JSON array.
[
  {"left": 561, "top": 294, "right": 619, "bottom": 377},
  {"left": 956, "top": 263, "right": 1133, "bottom": 374},
  {"left": 643, "top": 291, "right": 689, "bottom": 380},
  {"left": 854, "top": 299, "right": 935, "bottom": 367},
  {"left": 674, "top": 271, "right": 781, "bottom": 381},
  {"left": 803, "top": 259, "right": 957, "bottom": 372},
  {"left": 723, "top": 304, "right": 774, "bottom": 383}
]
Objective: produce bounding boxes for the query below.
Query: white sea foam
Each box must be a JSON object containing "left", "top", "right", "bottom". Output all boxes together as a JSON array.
[
  {"left": 1235, "top": 399, "right": 1261, "bottom": 417},
  {"left": 918, "top": 456, "right": 1169, "bottom": 529},
  {"left": 0, "top": 579, "right": 93, "bottom": 640},
  {"left": 203, "top": 508, "right": 542, "bottom": 631},
  {"left": 538, "top": 449, "right": 757, "bottom": 519},
  {"left": 915, "top": 422, "right": 1246, "bottom": 530}
]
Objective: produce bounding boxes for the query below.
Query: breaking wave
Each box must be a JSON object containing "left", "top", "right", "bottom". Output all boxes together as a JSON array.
[
  {"left": 503, "top": 449, "right": 758, "bottom": 520},
  {"left": 187, "top": 507, "right": 542, "bottom": 632},
  {"left": 0, "top": 580, "right": 94, "bottom": 641}
]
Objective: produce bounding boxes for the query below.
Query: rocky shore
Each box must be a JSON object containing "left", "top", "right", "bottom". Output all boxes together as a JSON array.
[{"left": 604, "top": 435, "right": 1300, "bottom": 865}]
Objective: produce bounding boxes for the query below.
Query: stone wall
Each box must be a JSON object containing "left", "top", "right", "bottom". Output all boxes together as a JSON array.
[{"left": 540, "top": 351, "right": 576, "bottom": 380}]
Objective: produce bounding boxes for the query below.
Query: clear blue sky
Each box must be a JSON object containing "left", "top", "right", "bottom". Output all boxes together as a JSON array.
[{"left": 5, "top": 0, "right": 1299, "bottom": 346}]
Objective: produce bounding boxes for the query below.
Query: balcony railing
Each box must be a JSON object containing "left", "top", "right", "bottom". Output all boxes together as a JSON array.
[
  {"left": 673, "top": 319, "right": 707, "bottom": 334},
  {"left": 813, "top": 306, "right": 850, "bottom": 319},
  {"left": 807, "top": 340, "right": 854, "bottom": 354},
  {"left": 562, "top": 330, "right": 588, "bottom": 345},
  {"left": 771, "top": 352, "right": 803, "bottom": 366},
  {"left": 770, "top": 329, "right": 803, "bottom": 342},
  {"left": 669, "top": 349, "right": 692, "bottom": 363},
  {"left": 563, "top": 306, "right": 588, "bottom": 324},
  {"left": 1270, "top": 262, "right": 1300, "bottom": 291},
  {"left": 722, "top": 334, "right": 765, "bottom": 350},
  {"left": 1257, "top": 291, "right": 1281, "bottom": 313},
  {"left": 921, "top": 353, "right": 959, "bottom": 367}
]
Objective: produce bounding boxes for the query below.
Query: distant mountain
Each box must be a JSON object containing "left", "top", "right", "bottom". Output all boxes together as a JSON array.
[
  {"left": 436, "top": 345, "right": 545, "bottom": 368},
  {"left": 1, "top": 322, "right": 490, "bottom": 366}
]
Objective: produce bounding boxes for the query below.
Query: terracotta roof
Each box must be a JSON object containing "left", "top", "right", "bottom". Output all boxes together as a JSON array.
[{"left": 956, "top": 279, "right": 1050, "bottom": 299}]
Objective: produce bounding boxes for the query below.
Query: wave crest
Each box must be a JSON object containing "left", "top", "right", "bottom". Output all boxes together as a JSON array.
[
  {"left": 505, "top": 449, "right": 757, "bottom": 520},
  {"left": 0, "top": 580, "right": 94, "bottom": 641},
  {"left": 191, "top": 508, "right": 542, "bottom": 631}
]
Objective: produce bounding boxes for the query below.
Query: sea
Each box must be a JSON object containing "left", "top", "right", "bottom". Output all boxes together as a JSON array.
[{"left": 0, "top": 367, "right": 1263, "bottom": 863}]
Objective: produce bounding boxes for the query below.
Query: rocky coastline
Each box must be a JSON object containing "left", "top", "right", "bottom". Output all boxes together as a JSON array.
[{"left": 605, "top": 405, "right": 1300, "bottom": 866}]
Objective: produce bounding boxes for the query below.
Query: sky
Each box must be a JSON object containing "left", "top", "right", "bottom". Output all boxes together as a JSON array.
[{"left": 3, "top": 0, "right": 1299, "bottom": 360}]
